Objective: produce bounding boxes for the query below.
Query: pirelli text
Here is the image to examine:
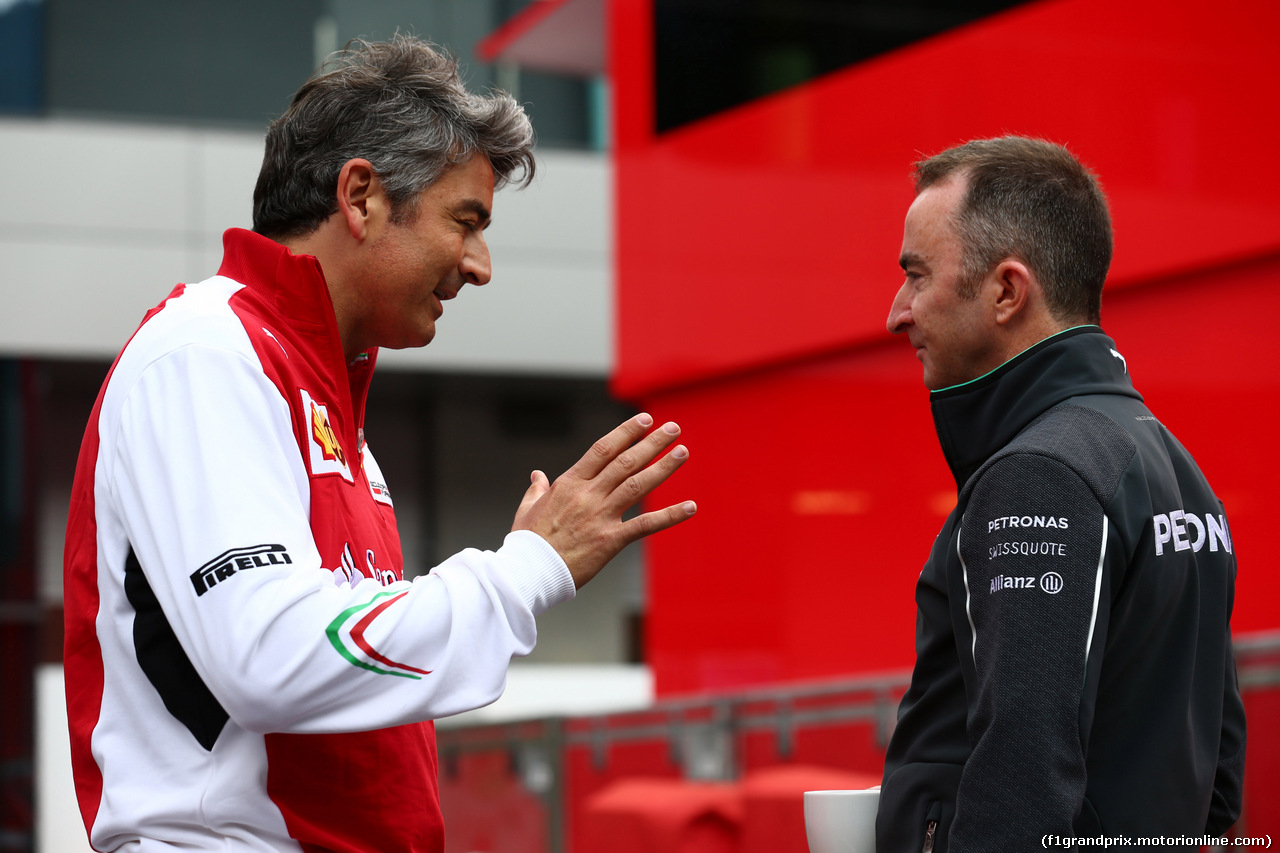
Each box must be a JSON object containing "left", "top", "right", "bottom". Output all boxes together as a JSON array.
[{"left": 1043, "top": 835, "right": 1271, "bottom": 848}]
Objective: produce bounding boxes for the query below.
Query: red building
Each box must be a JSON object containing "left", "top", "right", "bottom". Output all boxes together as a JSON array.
[{"left": 463, "top": 0, "right": 1280, "bottom": 847}]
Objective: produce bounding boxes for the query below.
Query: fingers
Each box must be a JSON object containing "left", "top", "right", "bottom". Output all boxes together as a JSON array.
[
  {"left": 570, "top": 413, "right": 658, "bottom": 480},
  {"left": 618, "top": 500, "right": 699, "bottom": 547},
  {"left": 515, "top": 415, "right": 695, "bottom": 584},
  {"left": 570, "top": 413, "right": 685, "bottom": 494},
  {"left": 610, "top": 440, "right": 689, "bottom": 510},
  {"left": 602, "top": 420, "right": 684, "bottom": 492},
  {"left": 511, "top": 470, "right": 550, "bottom": 530}
]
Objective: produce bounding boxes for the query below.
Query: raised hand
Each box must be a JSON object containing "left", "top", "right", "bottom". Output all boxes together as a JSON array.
[{"left": 511, "top": 413, "right": 696, "bottom": 588}]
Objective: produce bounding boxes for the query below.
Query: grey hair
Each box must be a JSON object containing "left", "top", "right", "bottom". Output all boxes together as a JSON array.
[
  {"left": 253, "top": 34, "right": 535, "bottom": 239},
  {"left": 914, "top": 136, "right": 1112, "bottom": 325}
]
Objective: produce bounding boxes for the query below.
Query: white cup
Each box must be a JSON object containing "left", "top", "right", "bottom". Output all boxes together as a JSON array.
[{"left": 804, "top": 787, "right": 880, "bottom": 853}]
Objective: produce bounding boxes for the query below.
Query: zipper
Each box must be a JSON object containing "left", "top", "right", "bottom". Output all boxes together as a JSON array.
[{"left": 922, "top": 801, "right": 942, "bottom": 853}]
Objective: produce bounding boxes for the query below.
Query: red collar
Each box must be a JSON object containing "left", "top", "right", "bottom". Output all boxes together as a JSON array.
[
  {"left": 216, "top": 227, "right": 379, "bottom": 392},
  {"left": 217, "top": 228, "right": 342, "bottom": 335}
]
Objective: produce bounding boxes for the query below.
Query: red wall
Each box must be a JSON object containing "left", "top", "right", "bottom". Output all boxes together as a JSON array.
[
  {"left": 613, "top": 0, "right": 1280, "bottom": 399},
  {"left": 635, "top": 257, "right": 1280, "bottom": 694},
  {"left": 610, "top": 0, "right": 1280, "bottom": 696}
]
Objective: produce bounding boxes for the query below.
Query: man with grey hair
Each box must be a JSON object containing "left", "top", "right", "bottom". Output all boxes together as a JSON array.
[
  {"left": 64, "top": 36, "right": 695, "bottom": 852},
  {"left": 876, "top": 136, "right": 1244, "bottom": 851}
]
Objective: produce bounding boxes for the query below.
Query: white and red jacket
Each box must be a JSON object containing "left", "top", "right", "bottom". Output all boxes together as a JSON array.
[{"left": 63, "top": 228, "right": 576, "bottom": 852}]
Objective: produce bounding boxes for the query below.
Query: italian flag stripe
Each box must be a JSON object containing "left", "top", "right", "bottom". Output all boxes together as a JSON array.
[{"left": 326, "top": 590, "right": 431, "bottom": 679}]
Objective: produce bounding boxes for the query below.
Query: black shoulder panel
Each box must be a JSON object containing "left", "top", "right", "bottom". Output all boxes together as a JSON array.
[{"left": 974, "top": 403, "right": 1136, "bottom": 509}]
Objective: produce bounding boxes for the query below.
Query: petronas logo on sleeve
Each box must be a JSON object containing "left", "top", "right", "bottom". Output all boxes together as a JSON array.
[{"left": 326, "top": 590, "right": 432, "bottom": 679}]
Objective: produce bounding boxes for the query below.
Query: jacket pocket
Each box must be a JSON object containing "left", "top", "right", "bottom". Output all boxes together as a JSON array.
[
  {"left": 922, "top": 801, "right": 942, "bottom": 853},
  {"left": 878, "top": 761, "right": 961, "bottom": 853}
]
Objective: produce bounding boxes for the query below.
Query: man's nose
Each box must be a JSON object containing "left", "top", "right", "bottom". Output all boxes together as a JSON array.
[
  {"left": 462, "top": 234, "right": 491, "bottom": 286},
  {"left": 887, "top": 284, "right": 911, "bottom": 334}
]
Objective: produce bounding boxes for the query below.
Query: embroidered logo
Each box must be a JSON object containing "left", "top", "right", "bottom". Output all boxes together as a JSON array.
[
  {"left": 988, "top": 515, "right": 1069, "bottom": 532},
  {"left": 363, "top": 443, "right": 394, "bottom": 508},
  {"left": 1040, "top": 572, "right": 1065, "bottom": 594},
  {"left": 263, "top": 328, "right": 289, "bottom": 359},
  {"left": 312, "top": 404, "right": 346, "bottom": 467},
  {"left": 988, "top": 540, "right": 1068, "bottom": 561},
  {"left": 989, "top": 571, "right": 1066, "bottom": 595},
  {"left": 301, "top": 389, "right": 353, "bottom": 482},
  {"left": 332, "top": 543, "right": 399, "bottom": 587},
  {"left": 326, "top": 589, "right": 431, "bottom": 679},
  {"left": 990, "top": 574, "right": 1037, "bottom": 593},
  {"left": 369, "top": 478, "right": 392, "bottom": 505},
  {"left": 191, "top": 544, "right": 292, "bottom": 596},
  {"left": 1153, "top": 510, "right": 1232, "bottom": 556}
]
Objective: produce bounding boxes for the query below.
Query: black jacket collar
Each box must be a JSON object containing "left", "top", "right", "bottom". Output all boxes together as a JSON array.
[{"left": 929, "top": 327, "right": 1143, "bottom": 489}]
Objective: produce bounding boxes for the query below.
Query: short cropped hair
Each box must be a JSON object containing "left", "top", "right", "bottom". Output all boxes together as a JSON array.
[
  {"left": 253, "top": 35, "right": 535, "bottom": 240},
  {"left": 915, "top": 136, "right": 1112, "bottom": 324}
]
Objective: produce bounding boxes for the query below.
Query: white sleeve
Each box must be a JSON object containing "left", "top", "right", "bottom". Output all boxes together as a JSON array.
[{"left": 105, "top": 341, "right": 575, "bottom": 735}]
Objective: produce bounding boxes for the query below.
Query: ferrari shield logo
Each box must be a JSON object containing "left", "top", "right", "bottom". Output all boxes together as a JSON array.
[{"left": 301, "top": 389, "right": 353, "bottom": 482}]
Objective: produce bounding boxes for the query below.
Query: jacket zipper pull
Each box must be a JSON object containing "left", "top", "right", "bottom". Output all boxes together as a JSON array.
[{"left": 922, "top": 818, "right": 938, "bottom": 853}]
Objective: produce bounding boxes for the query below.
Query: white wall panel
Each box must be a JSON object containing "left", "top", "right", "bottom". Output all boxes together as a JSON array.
[
  {"left": 2, "top": 119, "right": 191, "bottom": 234},
  {"left": 489, "top": 150, "right": 612, "bottom": 252},
  {"left": 377, "top": 257, "right": 609, "bottom": 375},
  {"left": 193, "top": 129, "right": 264, "bottom": 232},
  {"left": 0, "top": 119, "right": 612, "bottom": 375},
  {"left": 1, "top": 236, "right": 190, "bottom": 358},
  {"left": 36, "top": 665, "right": 95, "bottom": 853}
]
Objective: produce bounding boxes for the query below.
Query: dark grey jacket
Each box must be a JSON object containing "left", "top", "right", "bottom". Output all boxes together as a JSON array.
[{"left": 878, "top": 327, "right": 1245, "bottom": 852}]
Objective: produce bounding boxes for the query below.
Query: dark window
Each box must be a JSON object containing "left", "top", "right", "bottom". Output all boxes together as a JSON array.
[
  {"left": 654, "top": 0, "right": 1028, "bottom": 134},
  {"left": 45, "top": 0, "right": 321, "bottom": 127},
  {"left": 0, "top": 0, "right": 45, "bottom": 113}
]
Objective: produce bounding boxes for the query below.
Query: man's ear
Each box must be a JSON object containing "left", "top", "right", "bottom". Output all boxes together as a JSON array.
[
  {"left": 991, "top": 258, "right": 1033, "bottom": 326},
  {"left": 335, "top": 159, "right": 384, "bottom": 241}
]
